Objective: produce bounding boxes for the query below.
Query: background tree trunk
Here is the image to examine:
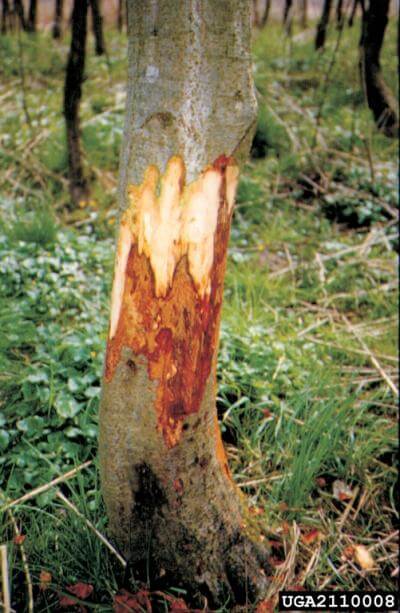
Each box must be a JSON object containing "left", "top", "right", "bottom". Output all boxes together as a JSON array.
[
  {"left": 64, "top": 0, "right": 89, "bottom": 206},
  {"left": 315, "top": 0, "right": 332, "bottom": 49},
  {"left": 300, "top": 0, "right": 308, "bottom": 28},
  {"left": 283, "top": 0, "right": 293, "bottom": 34},
  {"left": 89, "top": 0, "right": 105, "bottom": 56},
  {"left": 252, "top": 0, "right": 271, "bottom": 28},
  {"left": 100, "top": 0, "right": 269, "bottom": 607},
  {"left": 336, "top": 0, "right": 344, "bottom": 29},
  {"left": 117, "top": 0, "right": 123, "bottom": 31},
  {"left": 261, "top": 0, "right": 272, "bottom": 28},
  {"left": 359, "top": 0, "right": 399, "bottom": 137},
  {"left": 348, "top": 0, "right": 364, "bottom": 26},
  {"left": 27, "top": 0, "right": 36, "bottom": 32},
  {"left": 1, "top": 0, "right": 10, "bottom": 33},
  {"left": 52, "top": 0, "right": 63, "bottom": 39},
  {"left": 13, "top": 0, "right": 26, "bottom": 30}
]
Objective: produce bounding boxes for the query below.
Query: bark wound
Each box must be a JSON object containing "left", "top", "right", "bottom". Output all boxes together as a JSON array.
[{"left": 105, "top": 155, "right": 239, "bottom": 448}]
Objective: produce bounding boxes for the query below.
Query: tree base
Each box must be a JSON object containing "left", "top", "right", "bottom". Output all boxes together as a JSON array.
[
  {"left": 124, "top": 463, "right": 270, "bottom": 607},
  {"left": 100, "top": 355, "right": 270, "bottom": 608}
]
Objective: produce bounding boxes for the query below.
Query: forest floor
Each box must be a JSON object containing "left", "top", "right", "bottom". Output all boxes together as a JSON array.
[{"left": 0, "top": 15, "right": 398, "bottom": 613}]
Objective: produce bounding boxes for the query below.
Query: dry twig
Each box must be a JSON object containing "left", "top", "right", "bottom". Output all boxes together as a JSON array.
[
  {"left": 1, "top": 544, "right": 11, "bottom": 613},
  {"left": 56, "top": 490, "right": 127, "bottom": 568},
  {"left": 0, "top": 461, "right": 92, "bottom": 513},
  {"left": 7, "top": 511, "right": 33, "bottom": 613},
  {"left": 342, "top": 315, "right": 398, "bottom": 396}
]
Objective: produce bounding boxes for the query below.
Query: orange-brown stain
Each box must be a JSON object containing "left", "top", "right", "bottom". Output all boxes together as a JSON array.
[{"left": 105, "top": 155, "right": 237, "bottom": 449}]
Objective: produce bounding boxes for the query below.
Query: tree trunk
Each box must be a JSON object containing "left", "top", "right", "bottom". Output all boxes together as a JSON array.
[
  {"left": 1, "top": 0, "right": 10, "bottom": 33},
  {"left": 27, "top": 0, "right": 36, "bottom": 32},
  {"left": 13, "top": 0, "right": 26, "bottom": 30},
  {"left": 348, "top": 0, "right": 363, "bottom": 26},
  {"left": 261, "top": 0, "right": 272, "bottom": 27},
  {"left": 99, "top": 0, "right": 269, "bottom": 607},
  {"left": 315, "top": 0, "right": 332, "bottom": 50},
  {"left": 117, "top": 0, "right": 123, "bottom": 31},
  {"left": 88, "top": 0, "right": 105, "bottom": 56},
  {"left": 300, "top": 0, "right": 308, "bottom": 28},
  {"left": 359, "top": 0, "right": 399, "bottom": 137},
  {"left": 283, "top": 0, "right": 293, "bottom": 34},
  {"left": 64, "top": 0, "right": 89, "bottom": 206},
  {"left": 336, "top": 0, "right": 344, "bottom": 29},
  {"left": 52, "top": 0, "right": 63, "bottom": 39}
]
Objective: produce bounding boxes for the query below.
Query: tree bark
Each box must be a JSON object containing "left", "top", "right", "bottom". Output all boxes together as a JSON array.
[
  {"left": 64, "top": 0, "right": 89, "bottom": 206},
  {"left": 1, "top": 0, "right": 10, "bottom": 33},
  {"left": 336, "top": 0, "right": 344, "bottom": 29},
  {"left": 88, "top": 0, "right": 105, "bottom": 56},
  {"left": 283, "top": 0, "right": 293, "bottom": 34},
  {"left": 348, "top": 0, "right": 363, "bottom": 26},
  {"left": 300, "top": 0, "right": 308, "bottom": 28},
  {"left": 13, "top": 0, "right": 26, "bottom": 30},
  {"left": 117, "top": 0, "right": 123, "bottom": 31},
  {"left": 27, "top": 0, "right": 36, "bottom": 32},
  {"left": 315, "top": 0, "right": 332, "bottom": 50},
  {"left": 99, "top": 0, "right": 269, "bottom": 607},
  {"left": 359, "top": 0, "right": 399, "bottom": 137},
  {"left": 261, "top": 0, "right": 272, "bottom": 27},
  {"left": 52, "top": 0, "right": 63, "bottom": 39}
]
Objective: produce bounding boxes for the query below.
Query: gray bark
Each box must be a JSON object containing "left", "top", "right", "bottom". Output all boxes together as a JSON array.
[{"left": 118, "top": 0, "right": 257, "bottom": 205}]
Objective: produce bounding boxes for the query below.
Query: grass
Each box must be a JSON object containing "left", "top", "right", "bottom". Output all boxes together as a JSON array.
[{"left": 0, "top": 11, "right": 398, "bottom": 612}]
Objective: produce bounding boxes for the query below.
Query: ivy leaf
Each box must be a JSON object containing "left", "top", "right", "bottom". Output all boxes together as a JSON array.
[
  {"left": 54, "top": 392, "right": 82, "bottom": 419},
  {"left": 0, "top": 430, "right": 10, "bottom": 451}
]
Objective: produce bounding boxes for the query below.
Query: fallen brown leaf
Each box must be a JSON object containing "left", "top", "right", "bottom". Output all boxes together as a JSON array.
[
  {"left": 59, "top": 582, "right": 93, "bottom": 608},
  {"left": 114, "top": 588, "right": 152, "bottom": 612},
  {"left": 14, "top": 534, "right": 26, "bottom": 545},
  {"left": 341, "top": 545, "right": 355, "bottom": 561},
  {"left": 301, "top": 528, "right": 321, "bottom": 545},
  {"left": 39, "top": 570, "right": 52, "bottom": 591},
  {"left": 256, "top": 598, "right": 275, "bottom": 612}
]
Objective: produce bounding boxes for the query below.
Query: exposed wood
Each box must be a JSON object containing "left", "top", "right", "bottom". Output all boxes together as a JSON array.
[
  {"left": 359, "top": 0, "right": 399, "bottom": 137},
  {"left": 106, "top": 155, "right": 238, "bottom": 447},
  {"left": 63, "top": 0, "right": 89, "bottom": 206}
]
